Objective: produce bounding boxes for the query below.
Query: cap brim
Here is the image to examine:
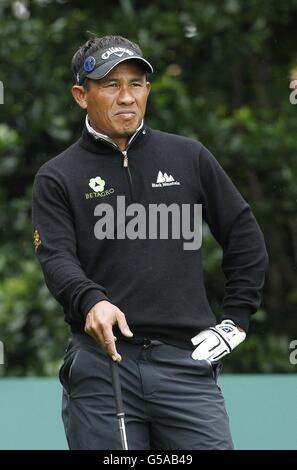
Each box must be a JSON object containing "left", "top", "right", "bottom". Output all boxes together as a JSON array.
[{"left": 86, "top": 56, "right": 153, "bottom": 80}]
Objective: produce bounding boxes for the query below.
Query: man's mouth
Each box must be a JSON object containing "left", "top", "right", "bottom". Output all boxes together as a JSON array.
[{"left": 115, "top": 111, "right": 136, "bottom": 119}]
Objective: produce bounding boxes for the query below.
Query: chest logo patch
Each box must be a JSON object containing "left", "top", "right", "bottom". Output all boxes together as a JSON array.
[
  {"left": 89, "top": 176, "right": 106, "bottom": 192},
  {"left": 152, "top": 170, "right": 181, "bottom": 188},
  {"left": 85, "top": 176, "right": 115, "bottom": 199}
]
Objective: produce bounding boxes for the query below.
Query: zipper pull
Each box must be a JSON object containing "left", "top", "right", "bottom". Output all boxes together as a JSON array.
[{"left": 122, "top": 150, "right": 128, "bottom": 167}]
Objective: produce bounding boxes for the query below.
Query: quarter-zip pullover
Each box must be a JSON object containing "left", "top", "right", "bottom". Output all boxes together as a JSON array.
[{"left": 32, "top": 125, "right": 268, "bottom": 348}]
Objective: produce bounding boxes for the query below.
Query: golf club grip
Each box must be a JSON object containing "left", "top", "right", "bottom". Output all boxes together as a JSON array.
[{"left": 109, "top": 358, "right": 124, "bottom": 414}]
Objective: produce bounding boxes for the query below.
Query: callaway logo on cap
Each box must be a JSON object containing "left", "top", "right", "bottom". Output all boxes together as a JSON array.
[
  {"left": 101, "top": 47, "right": 135, "bottom": 59},
  {"left": 76, "top": 45, "right": 153, "bottom": 85}
]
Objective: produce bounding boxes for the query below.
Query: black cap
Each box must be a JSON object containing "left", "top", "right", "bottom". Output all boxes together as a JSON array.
[{"left": 76, "top": 45, "right": 153, "bottom": 85}]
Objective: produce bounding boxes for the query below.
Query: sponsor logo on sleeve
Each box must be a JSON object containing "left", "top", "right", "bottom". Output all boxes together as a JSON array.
[{"left": 33, "top": 229, "right": 41, "bottom": 251}]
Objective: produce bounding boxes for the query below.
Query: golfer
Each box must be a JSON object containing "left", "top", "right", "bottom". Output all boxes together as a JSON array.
[{"left": 32, "top": 35, "right": 268, "bottom": 450}]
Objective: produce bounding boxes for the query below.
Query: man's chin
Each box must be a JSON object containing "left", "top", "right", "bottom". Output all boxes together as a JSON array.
[{"left": 117, "top": 126, "right": 138, "bottom": 137}]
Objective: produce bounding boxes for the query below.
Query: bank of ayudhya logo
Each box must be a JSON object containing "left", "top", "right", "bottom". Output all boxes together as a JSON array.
[{"left": 93, "top": 196, "right": 202, "bottom": 251}]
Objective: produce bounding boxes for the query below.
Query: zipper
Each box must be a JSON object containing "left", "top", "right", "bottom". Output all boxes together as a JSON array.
[
  {"left": 122, "top": 150, "right": 128, "bottom": 168},
  {"left": 122, "top": 149, "right": 134, "bottom": 201},
  {"left": 88, "top": 123, "right": 146, "bottom": 201}
]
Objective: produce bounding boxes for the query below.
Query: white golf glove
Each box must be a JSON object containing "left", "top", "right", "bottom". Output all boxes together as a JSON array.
[{"left": 191, "top": 320, "right": 246, "bottom": 362}]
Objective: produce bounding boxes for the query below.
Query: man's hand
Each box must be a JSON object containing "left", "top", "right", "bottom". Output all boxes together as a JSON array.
[
  {"left": 191, "top": 320, "right": 246, "bottom": 362},
  {"left": 84, "top": 300, "right": 133, "bottom": 362}
]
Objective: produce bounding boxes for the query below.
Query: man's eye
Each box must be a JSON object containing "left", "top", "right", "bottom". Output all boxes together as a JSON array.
[
  {"left": 132, "top": 82, "right": 142, "bottom": 87},
  {"left": 106, "top": 83, "right": 118, "bottom": 87}
]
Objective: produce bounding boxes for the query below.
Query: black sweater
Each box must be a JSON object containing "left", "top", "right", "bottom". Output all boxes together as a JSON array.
[{"left": 32, "top": 125, "right": 268, "bottom": 348}]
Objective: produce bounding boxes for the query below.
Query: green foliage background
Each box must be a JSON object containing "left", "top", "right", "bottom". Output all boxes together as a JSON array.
[{"left": 0, "top": 0, "right": 296, "bottom": 375}]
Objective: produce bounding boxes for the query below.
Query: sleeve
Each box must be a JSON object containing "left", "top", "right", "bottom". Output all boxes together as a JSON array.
[
  {"left": 198, "top": 145, "right": 269, "bottom": 332},
  {"left": 32, "top": 169, "right": 108, "bottom": 325}
]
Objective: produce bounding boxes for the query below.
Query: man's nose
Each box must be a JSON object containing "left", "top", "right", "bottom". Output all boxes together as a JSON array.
[{"left": 117, "top": 86, "right": 135, "bottom": 105}]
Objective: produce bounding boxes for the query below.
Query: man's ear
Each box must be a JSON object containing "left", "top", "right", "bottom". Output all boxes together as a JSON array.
[
  {"left": 71, "top": 85, "right": 88, "bottom": 109},
  {"left": 146, "top": 81, "right": 151, "bottom": 97}
]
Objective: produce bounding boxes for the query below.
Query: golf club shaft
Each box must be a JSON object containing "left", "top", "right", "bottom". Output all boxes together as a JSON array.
[
  {"left": 118, "top": 414, "right": 128, "bottom": 450},
  {"left": 109, "top": 358, "right": 129, "bottom": 450}
]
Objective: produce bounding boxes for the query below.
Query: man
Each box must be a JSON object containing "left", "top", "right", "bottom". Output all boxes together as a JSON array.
[{"left": 32, "top": 35, "right": 268, "bottom": 450}]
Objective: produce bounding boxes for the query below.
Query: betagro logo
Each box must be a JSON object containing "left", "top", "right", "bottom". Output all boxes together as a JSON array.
[
  {"left": 85, "top": 176, "right": 115, "bottom": 199},
  {"left": 89, "top": 176, "right": 106, "bottom": 192}
]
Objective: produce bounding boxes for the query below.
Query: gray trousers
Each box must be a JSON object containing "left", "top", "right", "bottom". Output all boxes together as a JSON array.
[{"left": 59, "top": 333, "right": 233, "bottom": 450}]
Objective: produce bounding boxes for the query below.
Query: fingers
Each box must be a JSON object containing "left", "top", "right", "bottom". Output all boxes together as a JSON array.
[
  {"left": 116, "top": 310, "right": 133, "bottom": 338},
  {"left": 84, "top": 301, "right": 130, "bottom": 362},
  {"left": 84, "top": 314, "right": 106, "bottom": 351},
  {"left": 191, "top": 335, "right": 229, "bottom": 361},
  {"left": 86, "top": 320, "right": 121, "bottom": 362},
  {"left": 191, "top": 330, "right": 220, "bottom": 360},
  {"left": 191, "top": 329, "right": 209, "bottom": 346},
  {"left": 104, "top": 309, "right": 132, "bottom": 361},
  {"left": 102, "top": 328, "right": 121, "bottom": 362}
]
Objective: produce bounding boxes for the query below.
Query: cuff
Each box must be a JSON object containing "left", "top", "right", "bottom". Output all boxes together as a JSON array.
[
  {"left": 222, "top": 307, "right": 252, "bottom": 333},
  {"left": 79, "top": 288, "right": 109, "bottom": 321}
]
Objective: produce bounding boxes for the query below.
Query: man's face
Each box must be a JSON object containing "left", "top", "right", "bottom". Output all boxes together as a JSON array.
[{"left": 73, "top": 61, "right": 151, "bottom": 144}]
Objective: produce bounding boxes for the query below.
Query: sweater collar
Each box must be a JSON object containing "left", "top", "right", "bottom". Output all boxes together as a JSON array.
[
  {"left": 79, "top": 115, "right": 148, "bottom": 154},
  {"left": 85, "top": 115, "right": 144, "bottom": 150}
]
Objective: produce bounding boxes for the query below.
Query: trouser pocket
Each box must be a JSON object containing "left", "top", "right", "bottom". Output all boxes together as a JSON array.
[
  {"left": 59, "top": 345, "right": 80, "bottom": 395},
  {"left": 211, "top": 361, "right": 223, "bottom": 382}
]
